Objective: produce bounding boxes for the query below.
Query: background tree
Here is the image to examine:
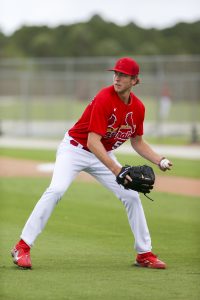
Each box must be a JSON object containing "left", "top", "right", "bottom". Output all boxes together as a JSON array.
[{"left": 0, "top": 16, "right": 199, "bottom": 58}]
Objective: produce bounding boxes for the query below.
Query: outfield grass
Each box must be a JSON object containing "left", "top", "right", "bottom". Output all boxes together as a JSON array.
[
  {"left": 1, "top": 178, "right": 200, "bottom": 300},
  {"left": 0, "top": 147, "right": 199, "bottom": 299},
  {"left": 1, "top": 97, "right": 200, "bottom": 122}
]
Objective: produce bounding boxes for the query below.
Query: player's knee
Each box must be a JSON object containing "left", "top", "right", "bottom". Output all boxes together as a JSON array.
[
  {"left": 46, "top": 186, "right": 66, "bottom": 202},
  {"left": 117, "top": 188, "right": 138, "bottom": 201},
  {"left": 117, "top": 189, "right": 141, "bottom": 205}
]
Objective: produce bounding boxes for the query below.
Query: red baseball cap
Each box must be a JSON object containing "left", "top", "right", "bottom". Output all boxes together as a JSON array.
[{"left": 108, "top": 57, "right": 140, "bottom": 76}]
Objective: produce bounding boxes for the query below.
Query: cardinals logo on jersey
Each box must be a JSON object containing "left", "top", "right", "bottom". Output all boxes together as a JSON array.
[
  {"left": 116, "top": 112, "right": 136, "bottom": 140},
  {"left": 104, "top": 113, "right": 118, "bottom": 138},
  {"left": 104, "top": 112, "right": 136, "bottom": 140},
  {"left": 106, "top": 114, "right": 118, "bottom": 134}
]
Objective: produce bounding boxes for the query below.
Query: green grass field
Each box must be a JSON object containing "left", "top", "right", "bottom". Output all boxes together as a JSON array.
[
  {"left": 1, "top": 97, "right": 200, "bottom": 123},
  {"left": 0, "top": 149, "right": 200, "bottom": 300},
  {"left": 1, "top": 147, "right": 200, "bottom": 178}
]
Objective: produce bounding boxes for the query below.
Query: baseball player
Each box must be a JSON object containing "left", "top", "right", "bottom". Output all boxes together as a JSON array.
[{"left": 11, "top": 57, "right": 172, "bottom": 269}]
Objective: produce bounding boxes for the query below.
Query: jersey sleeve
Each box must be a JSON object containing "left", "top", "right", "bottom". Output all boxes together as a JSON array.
[{"left": 88, "top": 93, "right": 111, "bottom": 136}]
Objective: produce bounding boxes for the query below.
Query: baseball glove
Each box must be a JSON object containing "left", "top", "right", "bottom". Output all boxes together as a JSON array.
[{"left": 116, "top": 165, "right": 155, "bottom": 199}]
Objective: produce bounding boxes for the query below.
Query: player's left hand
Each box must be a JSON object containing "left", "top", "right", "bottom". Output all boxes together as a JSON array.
[{"left": 116, "top": 165, "right": 155, "bottom": 194}]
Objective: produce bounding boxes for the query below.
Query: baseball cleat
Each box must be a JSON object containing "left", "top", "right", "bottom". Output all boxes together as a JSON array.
[
  {"left": 134, "top": 252, "right": 166, "bottom": 269},
  {"left": 11, "top": 247, "right": 32, "bottom": 269}
]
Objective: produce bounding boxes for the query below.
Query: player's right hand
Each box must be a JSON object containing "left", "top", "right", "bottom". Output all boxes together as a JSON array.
[{"left": 159, "top": 158, "right": 173, "bottom": 171}]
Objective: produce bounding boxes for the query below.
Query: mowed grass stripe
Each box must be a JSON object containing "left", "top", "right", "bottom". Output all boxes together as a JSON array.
[{"left": 1, "top": 179, "right": 200, "bottom": 300}]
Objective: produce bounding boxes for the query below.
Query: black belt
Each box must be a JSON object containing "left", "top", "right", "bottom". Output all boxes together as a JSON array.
[{"left": 70, "top": 139, "right": 91, "bottom": 152}]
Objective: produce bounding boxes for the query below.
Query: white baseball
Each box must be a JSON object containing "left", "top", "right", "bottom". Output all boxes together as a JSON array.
[{"left": 159, "top": 158, "right": 171, "bottom": 170}]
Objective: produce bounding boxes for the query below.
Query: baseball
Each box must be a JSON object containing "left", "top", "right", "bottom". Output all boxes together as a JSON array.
[{"left": 159, "top": 158, "right": 171, "bottom": 170}]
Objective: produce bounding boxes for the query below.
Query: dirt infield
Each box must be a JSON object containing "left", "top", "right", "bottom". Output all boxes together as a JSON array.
[{"left": 1, "top": 157, "right": 200, "bottom": 197}]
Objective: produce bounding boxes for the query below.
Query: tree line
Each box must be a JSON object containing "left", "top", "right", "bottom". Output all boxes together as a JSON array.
[{"left": 0, "top": 15, "right": 199, "bottom": 58}]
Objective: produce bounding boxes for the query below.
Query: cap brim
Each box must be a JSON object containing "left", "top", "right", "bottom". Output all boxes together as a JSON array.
[{"left": 107, "top": 68, "right": 138, "bottom": 76}]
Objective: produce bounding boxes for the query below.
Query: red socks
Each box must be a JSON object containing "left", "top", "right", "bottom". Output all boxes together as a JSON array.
[{"left": 16, "top": 239, "right": 30, "bottom": 250}]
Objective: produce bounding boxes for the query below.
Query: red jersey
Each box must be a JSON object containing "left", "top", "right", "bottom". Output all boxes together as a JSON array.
[{"left": 68, "top": 85, "right": 145, "bottom": 151}]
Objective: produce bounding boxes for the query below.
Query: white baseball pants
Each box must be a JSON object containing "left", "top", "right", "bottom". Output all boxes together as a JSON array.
[{"left": 21, "top": 133, "right": 152, "bottom": 254}]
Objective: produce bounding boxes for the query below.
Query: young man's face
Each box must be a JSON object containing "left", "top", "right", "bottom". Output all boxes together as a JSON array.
[{"left": 113, "top": 71, "right": 137, "bottom": 94}]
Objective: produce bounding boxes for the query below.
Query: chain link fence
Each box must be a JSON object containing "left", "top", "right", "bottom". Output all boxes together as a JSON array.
[{"left": 0, "top": 55, "right": 199, "bottom": 141}]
